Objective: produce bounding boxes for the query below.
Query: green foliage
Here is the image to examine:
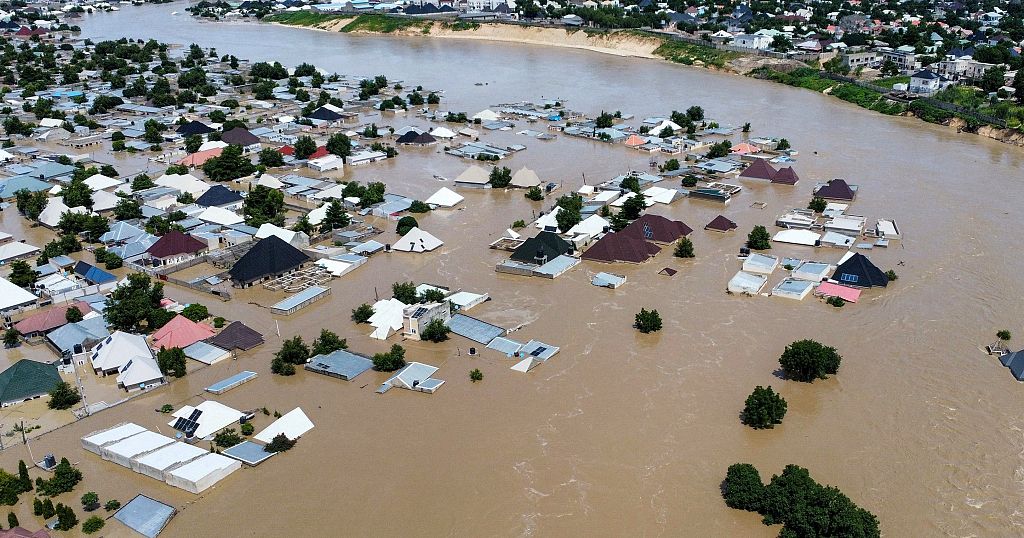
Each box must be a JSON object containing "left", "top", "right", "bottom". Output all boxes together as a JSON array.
[
  {"left": 723, "top": 463, "right": 764, "bottom": 511},
  {"left": 418, "top": 288, "right": 446, "bottom": 303},
  {"left": 742, "top": 386, "right": 787, "bottom": 429},
  {"left": 554, "top": 194, "right": 583, "bottom": 232},
  {"left": 997, "top": 330, "right": 1012, "bottom": 341},
  {"left": 420, "top": 318, "right": 450, "bottom": 343},
  {"left": 620, "top": 174, "right": 640, "bottom": 193},
  {"left": 489, "top": 166, "right": 512, "bottom": 188},
  {"left": 104, "top": 499, "right": 120, "bottom": 512},
  {"left": 525, "top": 186, "right": 544, "bottom": 201},
  {"left": 807, "top": 196, "right": 826, "bottom": 212},
  {"left": 659, "top": 158, "right": 680, "bottom": 173},
  {"left": 61, "top": 177, "right": 94, "bottom": 210},
  {"left": 160, "top": 404, "right": 174, "bottom": 413},
  {"left": 82, "top": 515, "right": 105, "bottom": 534},
  {"left": 273, "top": 336, "right": 310, "bottom": 376},
  {"left": 620, "top": 193, "right": 646, "bottom": 220},
  {"left": 652, "top": 38, "right": 738, "bottom": 68},
  {"left": 885, "top": 269, "right": 898, "bottom": 282},
  {"left": 470, "top": 368, "right": 483, "bottom": 382},
  {"left": 320, "top": 200, "right": 350, "bottom": 232},
  {"left": 779, "top": 340, "right": 841, "bottom": 382},
  {"left": 18, "top": 461, "right": 31, "bottom": 493},
  {"left": 156, "top": 347, "right": 187, "bottom": 378},
  {"left": 0, "top": 471, "right": 21, "bottom": 506},
  {"left": 263, "top": 433, "right": 297, "bottom": 453},
  {"left": 258, "top": 147, "right": 285, "bottom": 167},
  {"left": 65, "top": 306, "right": 84, "bottom": 323},
  {"left": 293, "top": 135, "right": 317, "bottom": 160},
  {"left": 634, "top": 308, "right": 662, "bottom": 333},
  {"left": 673, "top": 237, "right": 694, "bottom": 258},
  {"left": 392, "top": 281, "right": 418, "bottom": 304},
  {"left": 181, "top": 303, "right": 209, "bottom": 322},
  {"left": 35, "top": 458, "right": 82, "bottom": 497},
  {"left": 747, "top": 225, "right": 771, "bottom": 250},
  {"left": 114, "top": 196, "right": 143, "bottom": 220},
  {"left": 372, "top": 344, "right": 406, "bottom": 372},
  {"left": 103, "top": 273, "right": 164, "bottom": 332},
  {"left": 213, "top": 317, "right": 226, "bottom": 328},
  {"left": 14, "top": 189, "right": 48, "bottom": 220},
  {"left": 7, "top": 260, "right": 39, "bottom": 289},
  {"left": 214, "top": 428, "right": 242, "bottom": 448},
  {"left": 705, "top": 140, "right": 732, "bottom": 159},
  {"left": 202, "top": 144, "right": 255, "bottom": 181},
  {"left": 131, "top": 174, "right": 156, "bottom": 191},
  {"left": 396, "top": 216, "right": 419, "bottom": 236},
  {"left": 42, "top": 498, "right": 55, "bottom": 519},
  {"left": 326, "top": 132, "right": 352, "bottom": 159},
  {"left": 2, "top": 329, "right": 18, "bottom": 349},
  {"left": 243, "top": 185, "right": 284, "bottom": 227},
  {"left": 80, "top": 491, "right": 99, "bottom": 511},
  {"left": 54, "top": 503, "right": 78, "bottom": 531},
  {"left": 311, "top": 329, "right": 347, "bottom": 356},
  {"left": 511, "top": 219, "right": 526, "bottom": 229},
  {"left": 33, "top": 497, "right": 43, "bottom": 516},
  {"left": 47, "top": 382, "right": 81, "bottom": 410},
  {"left": 352, "top": 303, "right": 374, "bottom": 323},
  {"left": 776, "top": 138, "right": 791, "bottom": 151},
  {"left": 241, "top": 423, "right": 255, "bottom": 436},
  {"left": 826, "top": 296, "right": 846, "bottom": 308}
]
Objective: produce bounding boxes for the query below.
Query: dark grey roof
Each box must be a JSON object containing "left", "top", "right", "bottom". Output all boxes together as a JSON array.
[
  {"left": 833, "top": 253, "right": 888, "bottom": 288},
  {"left": 305, "top": 349, "right": 373, "bottom": 381},
  {"left": 195, "top": 185, "right": 243, "bottom": 207},
  {"left": 205, "top": 321, "right": 264, "bottom": 350},
  {"left": 510, "top": 231, "right": 573, "bottom": 263},
  {"left": 229, "top": 235, "right": 310, "bottom": 284}
]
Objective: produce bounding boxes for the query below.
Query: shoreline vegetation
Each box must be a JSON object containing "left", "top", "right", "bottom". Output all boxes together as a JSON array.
[{"left": 262, "top": 12, "right": 1024, "bottom": 148}]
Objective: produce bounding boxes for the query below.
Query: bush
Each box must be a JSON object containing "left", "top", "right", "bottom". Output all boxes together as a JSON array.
[
  {"left": 807, "top": 196, "right": 826, "bottom": 212},
  {"left": 723, "top": 463, "right": 764, "bottom": 511},
  {"left": 997, "top": 330, "right": 1012, "bottom": 341},
  {"left": 391, "top": 281, "right": 418, "bottom": 304},
  {"left": 826, "top": 296, "right": 846, "bottom": 308},
  {"left": 47, "top": 382, "right": 81, "bottom": 410},
  {"left": 778, "top": 340, "right": 841, "bottom": 382},
  {"left": 674, "top": 237, "right": 694, "bottom": 258},
  {"left": 419, "top": 318, "right": 450, "bottom": 343},
  {"left": 372, "top": 344, "right": 406, "bottom": 372},
  {"left": 156, "top": 347, "right": 187, "bottom": 378},
  {"left": 214, "top": 428, "right": 242, "bottom": 448},
  {"left": 241, "top": 423, "right": 254, "bottom": 436},
  {"left": 7, "top": 511, "right": 16, "bottom": 528},
  {"left": 634, "top": 308, "right": 662, "bottom": 333},
  {"left": 741, "top": 386, "right": 787, "bottom": 429},
  {"left": 396, "top": 215, "right": 418, "bottom": 236},
  {"left": 80, "top": 491, "right": 99, "bottom": 511},
  {"left": 525, "top": 186, "right": 544, "bottom": 201},
  {"left": 181, "top": 303, "right": 209, "bottom": 322},
  {"left": 264, "top": 433, "right": 296, "bottom": 453},
  {"left": 36, "top": 458, "right": 82, "bottom": 497},
  {"left": 159, "top": 404, "right": 174, "bottom": 413},
  {"left": 747, "top": 225, "right": 771, "bottom": 250},
  {"left": 352, "top": 303, "right": 374, "bottom": 323},
  {"left": 54, "top": 503, "right": 78, "bottom": 531},
  {"left": 104, "top": 499, "right": 120, "bottom": 512},
  {"left": 409, "top": 200, "right": 431, "bottom": 213},
  {"left": 885, "top": 269, "right": 898, "bottom": 281},
  {"left": 82, "top": 515, "right": 105, "bottom": 534},
  {"left": 470, "top": 368, "right": 483, "bottom": 382},
  {"left": 213, "top": 316, "right": 226, "bottom": 328}
]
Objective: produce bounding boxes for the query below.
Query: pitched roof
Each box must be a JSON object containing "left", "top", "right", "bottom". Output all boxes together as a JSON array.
[
  {"left": 705, "top": 214, "right": 738, "bottom": 232},
  {"left": 307, "top": 107, "right": 342, "bottom": 121},
  {"left": 146, "top": 230, "right": 208, "bottom": 259},
  {"left": 205, "top": 321, "right": 264, "bottom": 350},
  {"left": 176, "top": 147, "right": 222, "bottom": 167},
  {"left": 814, "top": 179, "right": 856, "bottom": 201},
  {"left": 582, "top": 233, "right": 661, "bottom": 263},
  {"left": 510, "top": 231, "right": 573, "bottom": 263},
  {"left": 220, "top": 127, "right": 260, "bottom": 146},
  {"left": 833, "top": 253, "right": 888, "bottom": 288},
  {"left": 620, "top": 214, "right": 692, "bottom": 243},
  {"left": 194, "top": 185, "right": 243, "bottom": 207},
  {"left": 772, "top": 166, "right": 800, "bottom": 185},
  {"left": 739, "top": 159, "right": 777, "bottom": 180},
  {"left": 151, "top": 314, "right": 215, "bottom": 350},
  {"left": 229, "top": 235, "right": 310, "bottom": 284},
  {"left": 14, "top": 302, "right": 93, "bottom": 335},
  {"left": 176, "top": 120, "right": 215, "bottom": 136},
  {"left": 0, "top": 360, "right": 61, "bottom": 405}
]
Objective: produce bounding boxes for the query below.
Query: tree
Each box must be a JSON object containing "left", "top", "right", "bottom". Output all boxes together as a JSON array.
[
  {"left": 326, "top": 132, "right": 352, "bottom": 160},
  {"left": 742, "top": 386, "right": 787, "bottom": 429},
  {"left": 14, "top": 189, "right": 48, "bottom": 220},
  {"left": 409, "top": 200, "right": 431, "bottom": 213},
  {"left": 488, "top": 166, "right": 512, "bottom": 188},
  {"left": 620, "top": 193, "right": 645, "bottom": 220},
  {"left": 997, "top": 330, "right": 1012, "bottom": 341},
  {"left": 554, "top": 194, "right": 583, "bottom": 232},
  {"left": 184, "top": 134, "right": 202, "bottom": 154},
  {"left": 0, "top": 471, "right": 21, "bottom": 506},
  {"left": 705, "top": 140, "right": 732, "bottom": 159},
  {"left": 82, "top": 515, "right": 105, "bottom": 534},
  {"left": 104, "top": 500, "right": 120, "bottom": 512},
  {"left": 131, "top": 174, "right": 155, "bottom": 191},
  {"left": 18, "top": 461, "right": 31, "bottom": 493},
  {"left": 54, "top": 503, "right": 78, "bottom": 531},
  {"left": 80, "top": 491, "right": 99, "bottom": 511},
  {"left": 181, "top": 303, "right": 209, "bottom": 322},
  {"left": 36, "top": 458, "right": 82, "bottom": 497},
  {"left": 293, "top": 135, "right": 317, "bottom": 160},
  {"left": 880, "top": 58, "right": 899, "bottom": 77},
  {"left": 372, "top": 344, "right": 406, "bottom": 372},
  {"left": 885, "top": 269, "right": 898, "bottom": 282},
  {"left": 6, "top": 511, "right": 16, "bottom": 529},
  {"left": 980, "top": 66, "right": 1006, "bottom": 93},
  {"left": 770, "top": 35, "right": 793, "bottom": 52},
  {"left": 807, "top": 196, "right": 827, "bottom": 212},
  {"left": 1013, "top": 70, "right": 1024, "bottom": 104},
  {"left": 723, "top": 463, "right": 764, "bottom": 512},
  {"left": 352, "top": 303, "right": 374, "bottom": 323},
  {"left": 241, "top": 422, "right": 254, "bottom": 436},
  {"left": 34, "top": 497, "right": 43, "bottom": 516},
  {"left": 7, "top": 260, "right": 38, "bottom": 289},
  {"left": 42, "top": 498, "right": 55, "bottom": 519},
  {"left": 292, "top": 215, "right": 314, "bottom": 236},
  {"left": 420, "top": 318, "right": 450, "bottom": 343},
  {"left": 320, "top": 200, "right": 350, "bottom": 233},
  {"left": 525, "top": 186, "right": 544, "bottom": 201},
  {"left": 758, "top": 465, "right": 880, "bottom": 537},
  {"left": 214, "top": 428, "right": 242, "bottom": 448},
  {"left": 311, "top": 329, "right": 347, "bottom": 356},
  {"left": 275, "top": 336, "right": 310, "bottom": 366},
  {"left": 634, "top": 308, "right": 662, "bottom": 333},
  {"left": 65, "top": 306, "right": 84, "bottom": 323},
  {"left": 104, "top": 252, "right": 123, "bottom": 270},
  {"left": 61, "top": 178, "right": 93, "bottom": 210},
  {"left": 104, "top": 273, "right": 164, "bottom": 332},
  {"left": 470, "top": 368, "right": 483, "bottom": 382},
  {"left": 594, "top": 111, "right": 614, "bottom": 128},
  {"left": 396, "top": 216, "right": 418, "bottom": 236},
  {"left": 263, "top": 433, "right": 296, "bottom": 453},
  {"left": 202, "top": 144, "right": 255, "bottom": 181},
  {"left": 243, "top": 185, "right": 284, "bottom": 227},
  {"left": 747, "top": 225, "right": 771, "bottom": 250},
  {"left": 271, "top": 357, "right": 295, "bottom": 376},
  {"left": 392, "top": 281, "right": 418, "bottom": 304},
  {"left": 686, "top": 105, "right": 704, "bottom": 122},
  {"left": 114, "top": 197, "right": 143, "bottom": 220},
  {"left": 778, "top": 340, "right": 841, "bottom": 382},
  {"left": 776, "top": 138, "right": 791, "bottom": 151},
  {"left": 674, "top": 237, "right": 694, "bottom": 258},
  {"left": 156, "top": 347, "right": 187, "bottom": 378},
  {"left": 258, "top": 147, "right": 284, "bottom": 167},
  {"left": 659, "top": 158, "right": 680, "bottom": 173},
  {"left": 2, "top": 330, "right": 18, "bottom": 349},
  {"left": 47, "top": 382, "right": 81, "bottom": 410}
]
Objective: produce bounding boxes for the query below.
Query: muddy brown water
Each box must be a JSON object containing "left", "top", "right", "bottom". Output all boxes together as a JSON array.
[{"left": 0, "top": 4, "right": 1022, "bottom": 536}]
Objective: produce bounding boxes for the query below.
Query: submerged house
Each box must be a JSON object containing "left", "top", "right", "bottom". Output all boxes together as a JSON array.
[
  {"left": 145, "top": 230, "right": 208, "bottom": 267},
  {"left": 620, "top": 214, "right": 691, "bottom": 244},
  {"left": 509, "top": 231, "right": 573, "bottom": 264},
  {"left": 739, "top": 159, "right": 800, "bottom": 185},
  {"left": 813, "top": 179, "right": 858, "bottom": 201},
  {"left": 832, "top": 253, "right": 888, "bottom": 288},
  {"left": 0, "top": 360, "right": 62, "bottom": 407},
  {"left": 582, "top": 233, "right": 661, "bottom": 264},
  {"left": 229, "top": 235, "right": 311, "bottom": 287}
]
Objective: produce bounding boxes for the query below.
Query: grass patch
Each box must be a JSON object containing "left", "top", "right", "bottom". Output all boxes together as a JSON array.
[
  {"left": 441, "top": 21, "right": 480, "bottom": 31},
  {"left": 339, "top": 14, "right": 426, "bottom": 33},
  {"left": 651, "top": 38, "right": 739, "bottom": 68},
  {"left": 264, "top": 12, "right": 345, "bottom": 27},
  {"left": 755, "top": 67, "right": 904, "bottom": 116}
]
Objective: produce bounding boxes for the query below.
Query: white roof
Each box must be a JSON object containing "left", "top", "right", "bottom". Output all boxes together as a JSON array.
[
  {"left": 91, "top": 189, "right": 120, "bottom": 213},
  {"left": 307, "top": 202, "right": 330, "bottom": 226},
  {"left": 610, "top": 191, "right": 650, "bottom": 208},
  {"left": 308, "top": 154, "right": 344, "bottom": 169},
  {"left": 255, "top": 174, "right": 284, "bottom": 189},
  {"left": 772, "top": 229, "right": 821, "bottom": 246},
  {"left": 91, "top": 331, "right": 153, "bottom": 372},
  {"left": 448, "top": 291, "right": 486, "bottom": 309},
  {"left": 642, "top": 186, "right": 678, "bottom": 205},
  {"left": 592, "top": 190, "right": 619, "bottom": 203},
  {"left": 567, "top": 214, "right": 610, "bottom": 236},
  {"left": 459, "top": 128, "right": 479, "bottom": 137},
  {"left": 105, "top": 430, "right": 174, "bottom": 459},
  {"left": 116, "top": 355, "right": 163, "bottom": 388},
  {"left": 134, "top": 441, "right": 207, "bottom": 471},
  {"left": 385, "top": 362, "right": 439, "bottom": 390},
  {"left": 0, "top": 241, "right": 39, "bottom": 262},
  {"left": 198, "top": 140, "right": 228, "bottom": 152},
  {"left": 0, "top": 149, "right": 13, "bottom": 162},
  {"left": 368, "top": 298, "right": 405, "bottom": 340},
  {"left": 455, "top": 165, "right": 489, "bottom": 185},
  {"left": 166, "top": 452, "right": 238, "bottom": 482},
  {"left": 392, "top": 227, "right": 443, "bottom": 253},
  {"left": 504, "top": 228, "right": 521, "bottom": 240},
  {"left": 82, "top": 423, "right": 147, "bottom": 448},
  {"left": 38, "top": 198, "right": 88, "bottom": 228},
  {"left": 472, "top": 109, "right": 500, "bottom": 122},
  {"left": 169, "top": 400, "right": 245, "bottom": 440},
  {"left": 155, "top": 173, "right": 211, "bottom": 197},
  {"left": 424, "top": 187, "right": 464, "bottom": 208},
  {"left": 312, "top": 183, "right": 345, "bottom": 200},
  {"left": 534, "top": 206, "right": 561, "bottom": 229},
  {"left": 742, "top": 253, "right": 780, "bottom": 274},
  {"left": 577, "top": 185, "right": 595, "bottom": 195},
  {"left": 510, "top": 167, "right": 541, "bottom": 188},
  {"left": 315, "top": 258, "right": 352, "bottom": 276},
  {"left": 254, "top": 407, "right": 314, "bottom": 443},
  {"left": 652, "top": 119, "right": 682, "bottom": 133},
  {"left": 83, "top": 173, "right": 123, "bottom": 191},
  {"left": 198, "top": 206, "right": 244, "bottom": 226},
  {"left": 255, "top": 223, "right": 307, "bottom": 246},
  {"left": 429, "top": 127, "right": 457, "bottom": 138},
  {"left": 728, "top": 271, "right": 768, "bottom": 294}
]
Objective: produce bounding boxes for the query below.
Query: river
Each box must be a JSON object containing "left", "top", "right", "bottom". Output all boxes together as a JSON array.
[{"left": 5, "top": 3, "right": 1024, "bottom": 537}]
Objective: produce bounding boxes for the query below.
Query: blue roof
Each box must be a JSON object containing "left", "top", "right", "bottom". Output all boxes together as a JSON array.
[
  {"left": 270, "top": 285, "right": 330, "bottom": 313},
  {"left": 25, "top": 161, "right": 76, "bottom": 180},
  {"left": 46, "top": 316, "right": 109, "bottom": 354},
  {"left": 73, "top": 261, "right": 116, "bottom": 285},
  {"left": 449, "top": 314, "right": 506, "bottom": 345},
  {"left": 0, "top": 176, "right": 51, "bottom": 197},
  {"left": 305, "top": 349, "right": 373, "bottom": 381},
  {"left": 486, "top": 336, "right": 523, "bottom": 355},
  {"left": 113, "top": 495, "right": 176, "bottom": 538},
  {"left": 205, "top": 370, "right": 258, "bottom": 394},
  {"left": 222, "top": 440, "right": 275, "bottom": 465}
]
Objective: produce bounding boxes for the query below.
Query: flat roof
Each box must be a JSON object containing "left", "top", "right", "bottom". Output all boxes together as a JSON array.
[
  {"left": 205, "top": 370, "right": 258, "bottom": 394},
  {"left": 270, "top": 285, "right": 330, "bottom": 312},
  {"left": 82, "top": 422, "right": 147, "bottom": 448},
  {"left": 105, "top": 431, "right": 175, "bottom": 459},
  {"left": 167, "top": 452, "right": 237, "bottom": 482},
  {"left": 113, "top": 495, "right": 176, "bottom": 538},
  {"left": 449, "top": 314, "right": 506, "bottom": 345},
  {"left": 304, "top": 349, "right": 373, "bottom": 381},
  {"left": 222, "top": 440, "right": 275, "bottom": 466},
  {"left": 134, "top": 442, "right": 207, "bottom": 471},
  {"left": 183, "top": 341, "right": 230, "bottom": 365},
  {"left": 486, "top": 337, "right": 523, "bottom": 355}
]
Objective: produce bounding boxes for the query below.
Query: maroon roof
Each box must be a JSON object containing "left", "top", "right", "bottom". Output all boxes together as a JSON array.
[
  {"left": 146, "top": 230, "right": 208, "bottom": 259},
  {"left": 221, "top": 127, "right": 260, "bottom": 146},
  {"left": 582, "top": 233, "right": 661, "bottom": 264},
  {"left": 739, "top": 159, "right": 777, "bottom": 181},
  {"left": 772, "top": 166, "right": 800, "bottom": 185},
  {"left": 620, "top": 214, "right": 692, "bottom": 243},
  {"left": 705, "top": 215, "right": 738, "bottom": 232},
  {"left": 814, "top": 179, "right": 856, "bottom": 201}
]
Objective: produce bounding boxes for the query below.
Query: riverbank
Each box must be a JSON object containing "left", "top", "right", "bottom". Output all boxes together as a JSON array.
[{"left": 263, "top": 12, "right": 1024, "bottom": 148}]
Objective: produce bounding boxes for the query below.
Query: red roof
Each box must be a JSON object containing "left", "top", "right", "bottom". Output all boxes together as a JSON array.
[
  {"left": 705, "top": 215, "right": 737, "bottom": 232},
  {"left": 279, "top": 145, "right": 327, "bottom": 159},
  {"left": 176, "top": 147, "right": 223, "bottom": 167},
  {"left": 0, "top": 527, "right": 51, "bottom": 538},
  {"left": 14, "top": 302, "right": 93, "bottom": 334},
  {"left": 772, "top": 166, "right": 800, "bottom": 185},
  {"left": 151, "top": 314, "right": 215, "bottom": 350},
  {"left": 146, "top": 230, "right": 208, "bottom": 259},
  {"left": 739, "top": 159, "right": 777, "bottom": 181},
  {"left": 582, "top": 233, "right": 661, "bottom": 263},
  {"left": 620, "top": 214, "right": 692, "bottom": 243},
  {"left": 279, "top": 145, "right": 294, "bottom": 156},
  {"left": 14, "top": 27, "right": 47, "bottom": 37}
]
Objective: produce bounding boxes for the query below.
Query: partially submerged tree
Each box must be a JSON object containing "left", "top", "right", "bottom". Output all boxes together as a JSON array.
[
  {"left": 352, "top": 303, "right": 375, "bottom": 323},
  {"left": 634, "top": 308, "right": 663, "bottom": 333},
  {"left": 47, "top": 382, "right": 82, "bottom": 410},
  {"left": 311, "top": 329, "right": 347, "bottom": 356},
  {"left": 372, "top": 344, "right": 406, "bottom": 372},
  {"left": 778, "top": 340, "right": 841, "bottom": 382},
  {"left": 742, "top": 386, "right": 788, "bottom": 429},
  {"left": 419, "top": 318, "right": 450, "bottom": 343},
  {"left": 747, "top": 225, "right": 771, "bottom": 250}
]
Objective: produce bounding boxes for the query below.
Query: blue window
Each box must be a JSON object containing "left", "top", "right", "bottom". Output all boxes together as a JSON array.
[{"left": 840, "top": 273, "right": 859, "bottom": 283}]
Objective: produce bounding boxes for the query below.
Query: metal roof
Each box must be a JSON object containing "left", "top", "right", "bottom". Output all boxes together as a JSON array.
[{"left": 448, "top": 314, "right": 506, "bottom": 345}]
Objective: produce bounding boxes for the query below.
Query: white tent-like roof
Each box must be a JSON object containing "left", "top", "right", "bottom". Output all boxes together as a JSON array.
[
  {"left": 642, "top": 186, "right": 679, "bottom": 205},
  {"left": 255, "top": 174, "right": 284, "bottom": 189},
  {"left": 132, "top": 441, "right": 208, "bottom": 481},
  {"left": 255, "top": 223, "right": 308, "bottom": 247},
  {"left": 534, "top": 206, "right": 561, "bottom": 229},
  {"left": 510, "top": 167, "right": 542, "bottom": 188},
  {"left": 38, "top": 198, "right": 88, "bottom": 228},
  {"left": 101, "top": 430, "right": 175, "bottom": 468},
  {"left": 566, "top": 214, "right": 610, "bottom": 237},
  {"left": 368, "top": 298, "right": 405, "bottom": 340},
  {"left": 424, "top": 187, "right": 463, "bottom": 208},
  {"left": 83, "top": 173, "right": 123, "bottom": 191},
  {"left": 472, "top": 109, "right": 500, "bottom": 122},
  {"left": 772, "top": 229, "right": 821, "bottom": 246},
  {"left": 198, "top": 206, "right": 244, "bottom": 226},
  {"left": 168, "top": 400, "right": 245, "bottom": 440},
  {"left": 155, "top": 173, "right": 211, "bottom": 197},
  {"left": 429, "top": 126, "right": 457, "bottom": 139},
  {"left": 92, "top": 189, "right": 120, "bottom": 213},
  {"left": 652, "top": 119, "right": 683, "bottom": 134},
  {"left": 307, "top": 202, "right": 330, "bottom": 226},
  {"left": 198, "top": 140, "right": 228, "bottom": 152},
  {"left": 254, "top": 407, "right": 315, "bottom": 443},
  {"left": 165, "top": 452, "right": 241, "bottom": 494},
  {"left": 312, "top": 183, "right": 345, "bottom": 200},
  {"left": 392, "top": 227, "right": 443, "bottom": 253},
  {"left": 91, "top": 331, "right": 153, "bottom": 373},
  {"left": 454, "top": 165, "right": 489, "bottom": 185},
  {"left": 81, "top": 423, "right": 147, "bottom": 455}
]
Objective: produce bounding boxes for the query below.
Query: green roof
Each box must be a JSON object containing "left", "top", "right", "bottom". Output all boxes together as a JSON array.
[{"left": 0, "top": 360, "right": 61, "bottom": 405}]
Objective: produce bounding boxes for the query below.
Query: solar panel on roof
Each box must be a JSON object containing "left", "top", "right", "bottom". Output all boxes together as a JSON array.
[
  {"left": 642, "top": 223, "right": 653, "bottom": 239},
  {"left": 530, "top": 346, "right": 547, "bottom": 357},
  {"left": 172, "top": 418, "right": 187, "bottom": 430},
  {"left": 188, "top": 409, "right": 202, "bottom": 421}
]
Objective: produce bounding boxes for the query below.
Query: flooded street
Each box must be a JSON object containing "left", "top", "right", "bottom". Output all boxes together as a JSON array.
[{"left": 1, "top": 3, "right": 1022, "bottom": 536}]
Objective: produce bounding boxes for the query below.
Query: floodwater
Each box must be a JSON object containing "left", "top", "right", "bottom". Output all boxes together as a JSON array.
[{"left": 0, "top": 3, "right": 1022, "bottom": 536}]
